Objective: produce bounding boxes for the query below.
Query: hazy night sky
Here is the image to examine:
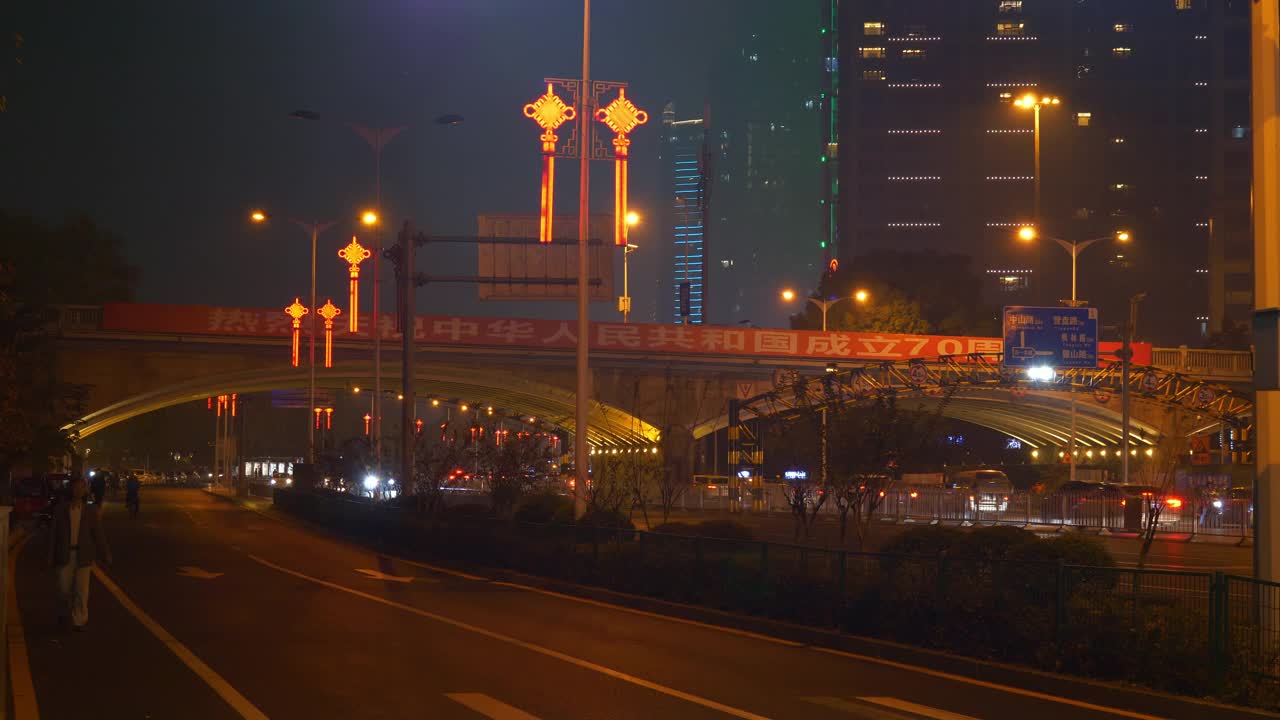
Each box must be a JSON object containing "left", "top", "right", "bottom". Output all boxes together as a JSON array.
[{"left": 3, "top": 1, "right": 795, "bottom": 323}]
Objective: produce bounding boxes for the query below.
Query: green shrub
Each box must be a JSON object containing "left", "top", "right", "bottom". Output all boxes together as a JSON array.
[
  {"left": 950, "top": 525, "right": 1038, "bottom": 562},
  {"left": 1010, "top": 533, "right": 1115, "bottom": 567},
  {"left": 691, "top": 519, "right": 756, "bottom": 541},
  {"left": 513, "top": 492, "right": 572, "bottom": 524},
  {"left": 649, "top": 521, "right": 698, "bottom": 536},
  {"left": 878, "top": 525, "right": 964, "bottom": 557},
  {"left": 578, "top": 508, "right": 634, "bottom": 530},
  {"left": 445, "top": 502, "right": 492, "bottom": 519}
]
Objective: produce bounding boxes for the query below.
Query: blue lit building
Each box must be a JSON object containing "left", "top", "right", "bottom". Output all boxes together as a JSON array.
[{"left": 661, "top": 104, "right": 711, "bottom": 324}]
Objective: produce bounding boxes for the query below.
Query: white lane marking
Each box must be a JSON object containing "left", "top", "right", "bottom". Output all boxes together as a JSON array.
[
  {"left": 860, "top": 697, "right": 980, "bottom": 720},
  {"left": 445, "top": 693, "right": 540, "bottom": 719},
  {"left": 91, "top": 568, "right": 270, "bottom": 720},
  {"left": 177, "top": 566, "right": 224, "bottom": 580},
  {"left": 811, "top": 648, "right": 1167, "bottom": 720},
  {"left": 9, "top": 535, "right": 39, "bottom": 720},
  {"left": 248, "top": 555, "right": 769, "bottom": 720},
  {"left": 354, "top": 568, "right": 414, "bottom": 583},
  {"left": 802, "top": 696, "right": 909, "bottom": 719}
]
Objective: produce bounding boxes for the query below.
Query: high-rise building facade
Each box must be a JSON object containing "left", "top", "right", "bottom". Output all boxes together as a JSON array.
[
  {"left": 835, "top": 0, "right": 1252, "bottom": 344},
  {"left": 660, "top": 105, "right": 711, "bottom": 324}
]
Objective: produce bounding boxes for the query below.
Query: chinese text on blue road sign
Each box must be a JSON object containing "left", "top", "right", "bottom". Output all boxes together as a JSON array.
[{"left": 1002, "top": 306, "right": 1098, "bottom": 369}]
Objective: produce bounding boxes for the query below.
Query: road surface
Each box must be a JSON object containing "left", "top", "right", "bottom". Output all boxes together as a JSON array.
[{"left": 12, "top": 488, "right": 1260, "bottom": 719}]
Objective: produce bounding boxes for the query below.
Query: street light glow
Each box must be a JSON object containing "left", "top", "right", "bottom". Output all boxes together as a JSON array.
[
  {"left": 361, "top": 210, "right": 379, "bottom": 226},
  {"left": 250, "top": 210, "right": 267, "bottom": 223},
  {"left": 780, "top": 289, "right": 796, "bottom": 302},
  {"left": 625, "top": 211, "right": 640, "bottom": 226},
  {"left": 854, "top": 289, "right": 870, "bottom": 303},
  {"left": 1025, "top": 366, "right": 1055, "bottom": 382},
  {"left": 1115, "top": 230, "right": 1131, "bottom": 242},
  {"left": 1018, "top": 225, "right": 1037, "bottom": 242}
]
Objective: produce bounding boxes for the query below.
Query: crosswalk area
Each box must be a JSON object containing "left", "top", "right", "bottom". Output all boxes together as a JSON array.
[{"left": 444, "top": 693, "right": 982, "bottom": 719}]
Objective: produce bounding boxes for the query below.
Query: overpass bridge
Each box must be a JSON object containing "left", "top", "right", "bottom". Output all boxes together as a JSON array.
[{"left": 53, "top": 303, "right": 1255, "bottom": 469}]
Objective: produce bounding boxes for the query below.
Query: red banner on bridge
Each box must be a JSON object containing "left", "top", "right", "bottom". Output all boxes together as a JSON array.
[{"left": 100, "top": 303, "right": 1150, "bottom": 366}]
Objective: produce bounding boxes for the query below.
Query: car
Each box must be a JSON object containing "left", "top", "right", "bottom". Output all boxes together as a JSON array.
[
  {"left": 948, "top": 469, "right": 1013, "bottom": 513},
  {"left": 1044, "top": 481, "right": 1117, "bottom": 526},
  {"left": 1110, "top": 484, "right": 1185, "bottom": 529}
]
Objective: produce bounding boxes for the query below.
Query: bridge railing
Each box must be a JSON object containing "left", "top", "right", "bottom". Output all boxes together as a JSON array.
[
  {"left": 1152, "top": 346, "right": 1254, "bottom": 380},
  {"left": 54, "top": 305, "right": 103, "bottom": 332}
]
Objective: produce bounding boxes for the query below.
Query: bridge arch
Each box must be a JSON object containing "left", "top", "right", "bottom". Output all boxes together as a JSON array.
[
  {"left": 715, "top": 354, "right": 1253, "bottom": 454},
  {"left": 64, "top": 361, "right": 659, "bottom": 448}
]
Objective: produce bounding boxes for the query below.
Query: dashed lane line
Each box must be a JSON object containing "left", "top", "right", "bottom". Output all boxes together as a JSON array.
[
  {"left": 247, "top": 554, "right": 770, "bottom": 720},
  {"left": 445, "top": 693, "right": 541, "bottom": 719},
  {"left": 91, "top": 567, "right": 269, "bottom": 720}
]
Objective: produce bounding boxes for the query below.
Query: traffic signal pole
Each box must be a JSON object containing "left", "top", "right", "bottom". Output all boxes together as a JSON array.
[{"left": 1252, "top": 0, "right": 1280, "bottom": 584}]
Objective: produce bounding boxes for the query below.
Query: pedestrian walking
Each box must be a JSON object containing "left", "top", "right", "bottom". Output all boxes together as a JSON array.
[
  {"left": 125, "top": 473, "right": 140, "bottom": 520},
  {"left": 89, "top": 471, "right": 106, "bottom": 506},
  {"left": 47, "top": 476, "right": 112, "bottom": 631}
]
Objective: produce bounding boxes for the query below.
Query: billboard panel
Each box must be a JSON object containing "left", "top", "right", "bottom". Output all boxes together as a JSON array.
[{"left": 476, "top": 214, "right": 615, "bottom": 301}]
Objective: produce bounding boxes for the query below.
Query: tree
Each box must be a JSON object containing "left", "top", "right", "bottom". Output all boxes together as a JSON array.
[
  {"left": 0, "top": 212, "right": 137, "bottom": 480},
  {"left": 767, "top": 411, "right": 827, "bottom": 540},
  {"left": 792, "top": 249, "right": 997, "bottom": 336},
  {"left": 824, "top": 393, "right": 949, "bottom": 550},
  {"left": 482, "top": 432, "right": 556, "bottom": 519},
  {"left": 1132, "top": 408, "right": 1192, "bottom": 570},
  {"left": 411, "top": 428, "right": 466, "bottom": 518}
]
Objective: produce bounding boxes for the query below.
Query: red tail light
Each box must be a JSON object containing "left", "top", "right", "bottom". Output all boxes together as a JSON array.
[{"left": 909, "top": 491, "right": 919, "bottom": 499}]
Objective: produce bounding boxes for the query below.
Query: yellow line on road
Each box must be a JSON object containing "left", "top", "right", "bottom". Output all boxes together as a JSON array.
[
  {"left": 248, "top": 554, "right": 771, "bottom": 720},
  {"left": 9, "top": 534, "right": 39, "bottom": 720},
  {"left": 91, "top": 568, "right": 270, "bottom": 720}
]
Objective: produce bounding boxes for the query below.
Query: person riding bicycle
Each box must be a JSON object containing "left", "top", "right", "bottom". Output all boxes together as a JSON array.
[{"left": 125, "top": 473, "right": 140, "bottom": 519}]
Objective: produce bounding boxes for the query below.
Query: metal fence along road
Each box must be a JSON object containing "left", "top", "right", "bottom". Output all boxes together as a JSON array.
[
  {"left": 680, "top": 485, "right": 1255, "bottom": 540},
  {"left": 272, "top": 487, "right": 1277, "bottom": 708}
]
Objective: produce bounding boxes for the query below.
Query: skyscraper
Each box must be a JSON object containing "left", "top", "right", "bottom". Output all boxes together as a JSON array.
[
  {"left": 660, "top": 104, "right": 711, "bottom": 325},
  {"left": 835, "top": 0, "right": 1251, "bottom": 343}
]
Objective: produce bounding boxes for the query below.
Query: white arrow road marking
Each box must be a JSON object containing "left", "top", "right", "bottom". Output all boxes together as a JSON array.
[
  {"left": 445, "top": 693, "right": 540, "bottom": 719},
  {"left": 860, "top": 697, "right": 981, "bottom": 720},
  {"left": 354, "top": 568, "right": 414, "bottom": 583},
  {"left": 176, "top": 566, "right": 224, "bottom": 580}
]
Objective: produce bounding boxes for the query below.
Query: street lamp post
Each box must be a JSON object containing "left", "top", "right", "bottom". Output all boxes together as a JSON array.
[
  {"left": 1014, "top": 93, "right": 1060, "bottom": 304},
  {"left": 781, "top": 288, "right": 869, "bottom": 488},
  {"left": 1017, "top": 226, "right": 1130, "bottom": 483},
  {"left": 250, "top": 211, "right": 336, "bottom": 464},
  {"left": 573, "top": 0, "right": 592, "bottom": 518},
  {"left": 620, "top": 211, "right": 640, "bottom": 323},
  {"left": 1120, "top": 292, "right": 1147, "bottom": 485}
]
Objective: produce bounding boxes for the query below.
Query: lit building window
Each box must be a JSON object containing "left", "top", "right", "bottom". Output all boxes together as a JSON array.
[
  {"left": 1232, "top": 126, "right": 1249, "bottom": 139},
  {"left": 862, "top": 69, "right": 886, "bottom": 81},
  {"left": 1077, "top": 112, "right": 1092, "bottom": 127},
  {"left": 1112, "top": 47, "right": 1132, "bottom": 58},
  {"left": 860, "top": 47, "right": 886, "bottom": 59},
  {"left": 1114, "top": 23, "right": 1133, "bottom": 33},
  {"left": 864, "top": 21, "right": 885, "bottom": 36},
  {"left": 901, "top": 48, "right": 926, "bottom": 60},
  {"left": 996, "top": 22, "right": 1025, "bottom": 36},
  {"left": 998, "top": 0, "right": 1023, "bottom": 13},
  {"left": 1175, "top": 0, "right": 1192, "bottom": 9},
  {"left": 1111, "top": 137, "right": 1126, "bottom": 144},
  {"left": 1110, "top": 183, "right": 1130, "bottom": 191}
]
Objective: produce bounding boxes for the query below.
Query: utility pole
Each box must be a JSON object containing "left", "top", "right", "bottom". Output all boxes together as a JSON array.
[
  {"left": 574, "top": 0, "right": 592, "bottom": 518},
  {"left": 396, "top": 222, "right": 418, "bottom": 494},
  {"left": 1120, "top": 293, "right": 1145, "bottom": 485},
  {"left": 1252, "top": 0, "right": 1280, "bottom": 585}
]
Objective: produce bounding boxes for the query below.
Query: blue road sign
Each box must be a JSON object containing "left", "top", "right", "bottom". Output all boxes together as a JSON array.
[{"left": 1002, "top": 306, "right": 1099, "bottom": 369}]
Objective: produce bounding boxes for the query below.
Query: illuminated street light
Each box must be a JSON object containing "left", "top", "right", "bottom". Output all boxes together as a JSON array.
[
  {"left": 1011, "top": 91, "right": 1060, "bottom": 304},
  {"left": 361, "top": 210, "right": 379, "bottom": 227},
  {"left": 780, "top": 288, "right": 797, "bottom": 302},
  {"left": 1018, "top": 225, "right": 1037, "bottom": 242},
  {"left": 619, "top": 211, "right": 641, "bottom": 322},
  {"left": 854, "top": 289, "right": 870, "bottom": 304},
  {"left": 250, "top": 210, "right": 267, "bottom": 223},
  {"left": 625, "top": 211, "right": 641, "bottom": 226}
]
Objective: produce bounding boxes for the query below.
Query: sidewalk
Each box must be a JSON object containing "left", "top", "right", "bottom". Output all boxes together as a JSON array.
[{"left": 10, "top": 509, "right": 233, "bottom": 719}]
